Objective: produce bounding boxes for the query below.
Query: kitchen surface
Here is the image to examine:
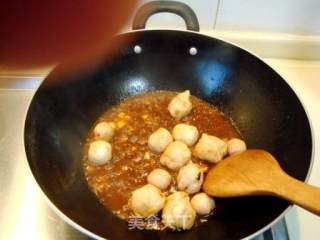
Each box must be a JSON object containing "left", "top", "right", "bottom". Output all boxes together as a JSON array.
[
  {"left": 1, "top": 0, "right": 320, "bottom": 239},
  {"left": 1, "top": 58, "right": 319, "bottom": 240}
]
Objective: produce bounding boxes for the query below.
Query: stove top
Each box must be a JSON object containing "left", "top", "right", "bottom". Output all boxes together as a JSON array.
[{"left": 0, "top": 75, "right": 293, "bottom": 240}]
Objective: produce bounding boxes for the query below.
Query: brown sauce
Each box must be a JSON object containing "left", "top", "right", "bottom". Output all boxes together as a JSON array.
[{"left": 83, "top": 91, "right": 241, "bottom": 229}]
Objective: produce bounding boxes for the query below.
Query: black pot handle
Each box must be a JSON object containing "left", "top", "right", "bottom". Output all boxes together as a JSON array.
[{"left": 132, "top": 1, "right": 200, "bottom": 32}]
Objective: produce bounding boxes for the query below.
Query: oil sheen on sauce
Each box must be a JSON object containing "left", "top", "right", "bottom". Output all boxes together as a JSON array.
[{"left": 83, "top": 91, "right": 241, "bottom": 229}]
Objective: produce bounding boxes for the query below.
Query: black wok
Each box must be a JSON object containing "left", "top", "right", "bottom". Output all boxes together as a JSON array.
[{"left": 24, "top": 1, "right": 313, "bottom": 239}]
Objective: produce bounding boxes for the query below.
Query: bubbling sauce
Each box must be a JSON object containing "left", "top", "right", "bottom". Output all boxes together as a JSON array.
[{"left": 83, "top": 91, "right": 241, "bottom": 229}]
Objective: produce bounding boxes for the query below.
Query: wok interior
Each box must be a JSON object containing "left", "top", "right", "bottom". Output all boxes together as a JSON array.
[{"left": 25, "top": 30, "right": 312, "bottom": 240}]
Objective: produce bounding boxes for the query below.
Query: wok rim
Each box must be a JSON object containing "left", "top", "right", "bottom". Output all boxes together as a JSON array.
[{"left": 23, "top": 28, "right": 315, "bottom": 240}]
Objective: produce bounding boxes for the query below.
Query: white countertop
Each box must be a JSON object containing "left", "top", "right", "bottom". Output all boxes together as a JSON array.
[{"left": 0, "top": 58, "right": 319, "bottom": 240}]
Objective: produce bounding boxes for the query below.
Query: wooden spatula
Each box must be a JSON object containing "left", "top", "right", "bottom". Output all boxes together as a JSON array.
[{"left": 203, "top": 149, "right": 320, "bottom": 216}]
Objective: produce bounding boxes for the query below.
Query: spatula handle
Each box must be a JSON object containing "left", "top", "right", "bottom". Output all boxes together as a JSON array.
[{"left": 274, "top": 173, "right": 320, "bottom": 216}]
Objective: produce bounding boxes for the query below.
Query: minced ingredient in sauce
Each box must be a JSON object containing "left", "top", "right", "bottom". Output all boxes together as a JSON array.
[{"left": 83, "top": 91, "right": 241, "bottom": 229}]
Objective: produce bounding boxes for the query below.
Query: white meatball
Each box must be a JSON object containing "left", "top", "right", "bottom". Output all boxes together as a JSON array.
[
  {"left": 193, "top": 133, "right": 227, "bottom": 163},
  {"left": 168, "top": 90, "right": 192, "bottom": 120},
  {"left": 162, "top": 191, "right": 196, "bottom": 230},
  {"left": 88, "top": 140, "right": 112, "bottom": 165},
  {"left": 177, "top": 162, "right": 204, "bottom": 194},
  {"left": 172, "top": 124, "right": 199, "bottom": 147},
  {"left": 147, "top": 168, "right": 172, "bottom": 190},
  {"left": 227, "top": 138, "right": 247, "bottom": 155},
  {"left": 191, "top": 193, "right": 215, "bottom": 215},
  {"left": 160, "top": 141, "right": 191, "bottom": 170},
  {"left": 148, "top": 128, "right": 173, "bottom": 153},
  {"left": 129, "top": 184, "right": 165, "bottom": 217},
  {"left": 93, "top": 122, "right": 115, "bottom": 141}
]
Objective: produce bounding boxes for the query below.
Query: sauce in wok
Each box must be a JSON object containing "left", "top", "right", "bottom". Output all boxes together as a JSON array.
[{"left": 83, "top": 91, "right": 241, "bottom": 229}]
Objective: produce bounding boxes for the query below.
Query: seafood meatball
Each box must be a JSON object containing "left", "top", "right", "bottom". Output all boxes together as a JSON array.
[
  {"left": 93, "top": 122, "right": 115, "bottom": 141},
  {"left": 193, "top": 133, "right": 227, "bottom": 163},
  {"left": 172, "top": 123, "right": 199, "bottom": 147},
  {"left": 148, "top": 128, "right": 173, "bottom": 153},
  {"left": 177, "top": 162, "right": 205, "bottom": 194},
  {"left": 160, "top": 141, "right": 191, "bottom": 170},
  {"left": 191, "top": 193, "right": 215, "bottom": 215},
  {"left": 88, "top": 140, "right": 112, "bottom": 165},
  {"left": 227, "top": 138, "right": 247, "bottom": 155},
  {"left": 129, "top": 184, "right": 165, "bottom": 218},
  {"left": 147, "top": 168, "right": 172, "bottom": 190},
  {"left": 162, "top": 191, "right": 196, "bottom": 230},
  {"left": 168, "top": 90, "right": 192, "bottom": 120}
]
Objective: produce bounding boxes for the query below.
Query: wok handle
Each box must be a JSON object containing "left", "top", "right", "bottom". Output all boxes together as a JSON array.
[{"left": 132, "top": 1, "right": 200, "bottom": 31}]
